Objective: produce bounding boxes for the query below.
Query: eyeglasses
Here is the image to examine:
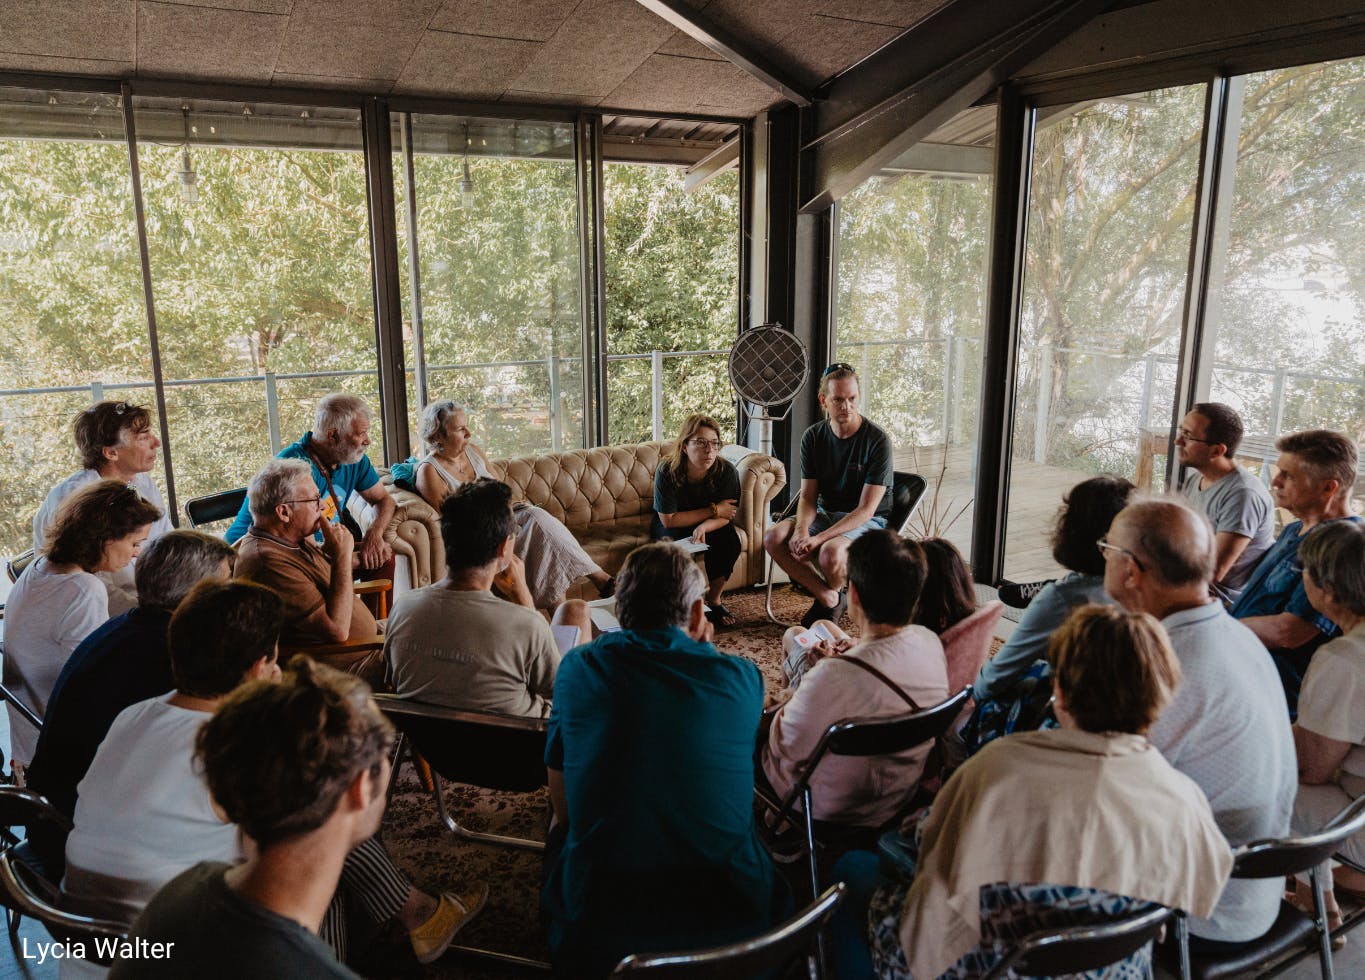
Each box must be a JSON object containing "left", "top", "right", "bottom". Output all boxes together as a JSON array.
[
  {"left": 822, "top": 362, "right": 855, "bottom": 378},
  {"left": 285, "top": 496, "right": 322, "bottom": 507},
  {"left": 688, "top": 438, "right": 721, "bottom": 450},
  {"left": 1096, "top": 536, "right": 1144, "bottom": 571},
  {"left": 1176, "top": 428, "right": 1216, "bottom": 444}
]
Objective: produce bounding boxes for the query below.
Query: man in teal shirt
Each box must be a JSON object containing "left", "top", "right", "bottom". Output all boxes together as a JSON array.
[
  {"left": 226, "top": 393, "right": 394, "bottom": 573},
  {"left": 543, "top": 542, "right": 787, "bottom": 977}
]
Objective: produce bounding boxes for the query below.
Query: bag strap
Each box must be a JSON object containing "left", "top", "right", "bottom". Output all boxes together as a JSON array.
[{"left": 836, "top": 655, "right": 922, "bottom": 713}]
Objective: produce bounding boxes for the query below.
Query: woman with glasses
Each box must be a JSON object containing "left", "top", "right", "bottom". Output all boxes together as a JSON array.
[
  {"left": 4, "top": 480, "right": 161, "bottom": 782},
  {"left": 652, "top": 414, "right": 742, "bottom": 627},
  {"left": 415, "top": 400, "right": 614, "bottom": 609},
  {"left": 960, "top": 475, "right": 1134, "bottom": 754}
]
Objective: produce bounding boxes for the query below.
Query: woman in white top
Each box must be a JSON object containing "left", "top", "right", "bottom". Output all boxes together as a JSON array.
[
  {"left": 415, "top": 400, "right": 613, "bottom": 608},
  {"left": 4, "top": 480, "right": 161, "bottom": 776},
  {"left": 1291, "top": 519, "right": 1365, "bottom": 932}
]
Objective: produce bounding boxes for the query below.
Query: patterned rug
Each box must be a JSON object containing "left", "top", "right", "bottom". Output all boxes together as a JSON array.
[{"left": 379, "top": 584, "right": 831, "bottom": 979}]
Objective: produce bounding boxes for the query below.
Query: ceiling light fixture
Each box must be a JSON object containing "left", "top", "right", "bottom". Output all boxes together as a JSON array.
[
  {"left": 458, "top": 122, "right": 475, "bottom": 210},
  {"left": 178, "top": 105, "right": 198, "bottom": 206}
]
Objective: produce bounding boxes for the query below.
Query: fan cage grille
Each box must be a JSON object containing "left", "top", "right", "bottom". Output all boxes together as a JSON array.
[{"left": 728, "top": 328, "right": 808, "bottom": 408}]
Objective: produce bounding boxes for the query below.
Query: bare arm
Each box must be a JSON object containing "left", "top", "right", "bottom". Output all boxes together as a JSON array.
[
  {"left": 1241, "top": 611, "right": 1322, "bottom": 651},
  {"left": 415, "top": 461, "right": 452, "bottom": 510},
  {"left": 658, "top": 506, "right": 713, "bottom": 529},
  {"left": 809, "top": 482, "right": 888, "bottom": 545},
  {"left": 1294, "top": 724, "right": 1353, "bottom": 785},
  {"left": 548, "top": 768, "right": 568, "bottom": 826},
  {"left": 300, "top": 520, "right": 356, "bottom": 642},
  {"left": 788, "top": 480, "right": 822, "bottom": 560},
  {"left": 1211, "top": 531, "right": 1252, "bottom": 584},
  {"left": 357, "top": 482, "right": 396, "bottom": 568}
]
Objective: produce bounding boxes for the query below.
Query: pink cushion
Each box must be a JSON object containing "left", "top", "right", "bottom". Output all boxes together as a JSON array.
[{"left": 940, "top": 600, "right": 1005, "bottom": 694}]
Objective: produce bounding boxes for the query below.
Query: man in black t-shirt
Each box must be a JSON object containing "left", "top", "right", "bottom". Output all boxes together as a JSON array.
[{"left": 764, "top": 364, "right": 894, "bottom": 627}]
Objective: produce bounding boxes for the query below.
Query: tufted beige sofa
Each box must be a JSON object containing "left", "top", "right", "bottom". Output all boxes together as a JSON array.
[{"left": 381, "top": 441, "right": 786, "bottom": 597}]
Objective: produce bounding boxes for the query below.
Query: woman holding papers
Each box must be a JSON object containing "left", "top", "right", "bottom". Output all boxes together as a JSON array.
[{"left": 652, "top": 414, "right": 742, "bottom": 627}]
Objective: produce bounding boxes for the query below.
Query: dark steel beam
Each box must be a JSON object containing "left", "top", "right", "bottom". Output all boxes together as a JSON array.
[
  {"left": 971, "top": 86, "right": 1034, "bottom": 586},
  {"left": 800, "top": 0, "right": 1112, "bottom": 213},
  {"left": 360, "top": 97, "right": 411, "bottom": 463},
  {"left": 1165, "top": 74, "right": 1244, "bottom": 489},
  {"left": 632, "top": 0, "right": 816, "bottom": 107},
  {"left": 683, "top": 137, "right": 740, "bottom": 192}
]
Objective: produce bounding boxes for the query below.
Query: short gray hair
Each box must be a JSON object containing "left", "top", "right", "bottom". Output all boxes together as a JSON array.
[
  {"left": 248, "top": 458, "right": 314, "bottom": 521},
  {"left": 1301, "top": 520, "right": 1365, "bottom": 617},
  {"left": 135, "top": 530, "right": 237, "bottom": 612},
  {"left": 615, "top": 542, "right": 706, "bottom": 632},
  {"left": 419, "top": 400, "right": 468, "bottom": 454},
  {"left": 314, "top": 393, "right": 371, "bottom": 438}
]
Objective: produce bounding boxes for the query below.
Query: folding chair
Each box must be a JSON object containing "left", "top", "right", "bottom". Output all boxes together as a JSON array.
[
  {"left": 611, "top": 882, "right": 845, "bottom": 979},
  {"left": 755, "top": 686, "right": 971, "bottom": 903},
  {"left": 0, "top": 786, "right": 74, "bottom": 943},
  {"left": 182, "top": 487, "right": 247, "bottom": 528},
  {"left": 764, "top": 471, "right": 927, "bottom": 626},
  {"left": 982, "top": 903, "right": 1174, "bottom": 980},
  {"left": 1168, "top": 794, "right": 1365, "bottom": 980}
]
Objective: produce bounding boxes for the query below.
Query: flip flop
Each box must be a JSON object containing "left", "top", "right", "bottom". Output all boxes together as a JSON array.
[{"left": 706, "top": 603, "right": 737, "bottom": 628}]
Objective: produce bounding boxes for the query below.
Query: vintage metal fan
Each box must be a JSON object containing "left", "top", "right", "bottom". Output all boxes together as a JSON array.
[{"left": 728, "top": 324, "right": 809, "bottom": 454}]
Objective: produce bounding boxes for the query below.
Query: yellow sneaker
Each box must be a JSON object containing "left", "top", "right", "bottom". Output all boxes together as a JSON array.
[{"left": 408, "top": 884, "right": 489, "bottom": 965}]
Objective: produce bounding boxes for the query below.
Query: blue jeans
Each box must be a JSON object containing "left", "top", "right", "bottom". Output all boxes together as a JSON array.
[{"left": 831, "top": 850, "right": 888, "bottom": 979}]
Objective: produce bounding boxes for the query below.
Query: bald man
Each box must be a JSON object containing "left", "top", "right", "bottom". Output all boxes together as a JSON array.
[{"left": 1102, "top": 499, "right": 1294, "bottom": 946}]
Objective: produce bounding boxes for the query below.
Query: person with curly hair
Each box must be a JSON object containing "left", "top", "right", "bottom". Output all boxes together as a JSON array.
[
  {"left": 4, "top": 479, "right": 161, "bottom": 778},
  {"left": 652, "top": 413, "right": 743, "bottom": 627}
]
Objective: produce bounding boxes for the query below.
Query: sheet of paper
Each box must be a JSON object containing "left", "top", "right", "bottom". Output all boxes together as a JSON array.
[{"left": 552, "top": 624, "right": 582, "bottom": 655}]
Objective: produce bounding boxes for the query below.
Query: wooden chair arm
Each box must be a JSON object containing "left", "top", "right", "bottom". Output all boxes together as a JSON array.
[
  {"left": 353, "top": 579, "right": 392, "bottom": 595},
  {"left": 283, "top": 634, "right": 385, "bottom": 658}
]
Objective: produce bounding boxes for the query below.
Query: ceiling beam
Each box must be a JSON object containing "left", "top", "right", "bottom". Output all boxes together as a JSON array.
[
  {"left": 800, "top": 0, "right": 1119, "bottom": 212},
  {"left": 683, "top": 136, "right": 740, "bottom": 191},
  {"left": 632, "top": 0, "right": 816, "bottom": 107},
  {"left": 880, "top": 141, "right": 993, "bottom": 177}
]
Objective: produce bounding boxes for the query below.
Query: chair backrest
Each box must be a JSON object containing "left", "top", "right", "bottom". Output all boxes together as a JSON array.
[
  {"left": 0, "top": 849, "right": 127, "bottom": 957},
  {"left": 889, "top": 472, "right": 928, "bottom": 536},
  {"left": 372, "top": 694, "right": 548, "bottom": 793},
  {"left": 980, "top": 903, "right": 1172, "bottom": 980},
  {"left": 824, "top": 686, "right": 972, "bottom": 758},
  {"left": 0, "top": 786, "right": 71, "bottom": 835},
  {"left": 183, "top": 487, "right": 247, "bottom": 528},
  {"left": 1232, "top": 793, "right": 1365, "bottom": 879},
  {"left": 6, "top": 547, "right": 35, "bottom": 584},
  {"left": 941, "top": 601, "right": 1005, "bottom": 694},
  {"left": 611, "top": 882, "right": 845, "bottom": 977}
]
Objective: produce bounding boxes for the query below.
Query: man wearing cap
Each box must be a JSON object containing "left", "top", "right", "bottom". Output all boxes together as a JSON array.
[{"left": 764, "top": 363, "right": 894, "bottom": 627}]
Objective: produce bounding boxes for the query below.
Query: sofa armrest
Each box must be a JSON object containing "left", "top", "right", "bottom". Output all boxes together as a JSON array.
[
  {"left": 732, "top": 450, "right": 787, "bottom": 585},
  {"left": 384, "top": 487, "right": 443, "bottom": 589}
]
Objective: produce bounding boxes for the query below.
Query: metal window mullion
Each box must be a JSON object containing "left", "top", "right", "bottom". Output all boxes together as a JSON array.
[
  {"left": 1165, "top": 74, "right": 1245, "bottom": 490},
  {"left": 400, "top": 113, "right": 429, "bottom": 412},
  {"left": 574, "top": 114, "right": 608, "bottom": 447},
  {"left": 120, "top": 83, "right": 179, "bottom": 526},
  {"left": 971, "top": 84, "right": 1035, "bottom": 585},
  {"left": 361, "top": 97, "right": 411, "bottom": 463}
]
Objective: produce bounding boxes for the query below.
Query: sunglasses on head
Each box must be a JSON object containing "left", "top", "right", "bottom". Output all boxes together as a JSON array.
[{"left": 822, "top": 362, "right": 855, "bottom": 378}]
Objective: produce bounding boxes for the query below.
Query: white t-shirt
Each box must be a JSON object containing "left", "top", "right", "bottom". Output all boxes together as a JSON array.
[
  {"left": 63, "top": 694, "right": 240, "bottom": 923},
  {"left": 31, "top": 469, "right": 172, "bottom": 615},
  {"left": 1, "top": 557, "right": 108, "bottom": 764},
  {"left": 1297, "top": 623, "right": 1365, "bottom": 789}
]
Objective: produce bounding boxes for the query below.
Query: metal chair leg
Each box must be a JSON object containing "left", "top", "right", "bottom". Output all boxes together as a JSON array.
[
  {"left": 1175, "top": 910, "right": 1191, "bottom": 980},
  {"left": 1310, "top": 863, "right": 1336, "bottom": 980},
  {"left": 431, "top": 769, "right": 545, "bottom": 852}
]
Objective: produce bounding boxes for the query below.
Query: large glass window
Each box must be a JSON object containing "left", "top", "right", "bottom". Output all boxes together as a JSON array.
[
  {"left": 1004, "top": 86, "right": 1206, "bottom": 580},
  {"left": 603, "top": 131, "right": 740, "bottom": 446},
  {"left": 132, "top": 98, "right": 380, "bottom": 503},
  {"left": 396, "top": 115, "right": 583, "bottom": 461},
  {"left": 0, "top": 87, "right": 153, "bottom": 559},
  {"left": 1205, "top": 57, "right": 1365, "bottom": 494},
  {"left": 833, "top": 108, "right": 995, "bottom": 557}
]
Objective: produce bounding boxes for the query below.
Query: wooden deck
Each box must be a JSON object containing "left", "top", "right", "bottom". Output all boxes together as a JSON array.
[{"left": 892, "top": 444, "right": 1105, "bottom": 583}]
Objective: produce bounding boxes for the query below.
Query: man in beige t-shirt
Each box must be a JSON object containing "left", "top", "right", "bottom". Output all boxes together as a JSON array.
[
  {"left": 236, "top": 458, "right": 381, "bottom": 685},
  {"left": 384, "top": 478, "right": 590, "bottom": 717}
]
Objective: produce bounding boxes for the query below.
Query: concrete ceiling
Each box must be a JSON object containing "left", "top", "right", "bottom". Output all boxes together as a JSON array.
[{"left": 0, "top": 0, "right": 953, "bottom": 119}]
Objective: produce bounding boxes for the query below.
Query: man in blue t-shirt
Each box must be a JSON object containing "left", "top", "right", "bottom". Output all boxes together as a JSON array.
[
  {"left": 542, "top": 542, "right": 786, "bottom": 978},
  {"left": 764, "top": 363, "right": 894, "bottom": 627},
  {"left": 1231, "top": 429, "right": 1361, "bottom": 715},
  {"left": 226, "top": 393, "right": 395, "bottom": 574}
]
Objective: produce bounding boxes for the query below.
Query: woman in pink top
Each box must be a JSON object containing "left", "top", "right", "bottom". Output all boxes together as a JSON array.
[{"left": 762, "top": 530, "right": 948, "bottom": 828}]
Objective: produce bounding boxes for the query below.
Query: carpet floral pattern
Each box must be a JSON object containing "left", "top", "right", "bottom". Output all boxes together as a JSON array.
[{"left": 379, "top": 585, "right": 831, "bottom": 979}]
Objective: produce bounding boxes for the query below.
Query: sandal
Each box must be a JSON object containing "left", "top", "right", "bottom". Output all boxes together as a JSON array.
[
  {"left": 1286, "top": 884, "right": 1346, "bottom": 950},
  {"left": 706, "top": 603, "right": 737, "bottom": 628}
]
